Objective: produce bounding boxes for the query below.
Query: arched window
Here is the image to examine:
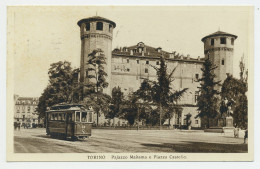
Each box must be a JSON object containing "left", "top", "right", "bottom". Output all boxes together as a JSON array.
[
  {"left": 96, "top": 22, "right": 103, "bottom": 30},
  {"left": 86, "top": 22, "right": 90, "bottom": 31}
]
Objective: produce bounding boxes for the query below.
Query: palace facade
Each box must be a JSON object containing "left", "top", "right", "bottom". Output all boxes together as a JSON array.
[{"left": 77, "top": 16, "right": 237, "bottom": 128}]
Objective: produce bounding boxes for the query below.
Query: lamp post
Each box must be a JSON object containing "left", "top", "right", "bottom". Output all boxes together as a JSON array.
[{"left": 136, "top": 99, "right": 143, "bottom": 131}]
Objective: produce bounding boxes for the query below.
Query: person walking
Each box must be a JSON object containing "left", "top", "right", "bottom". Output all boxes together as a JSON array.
[
  {"left": 244, "top": 129, "right": 248, "bottom": 144},
  {"left": 234, "top": 127, "right": 239, "bottom": 138}
]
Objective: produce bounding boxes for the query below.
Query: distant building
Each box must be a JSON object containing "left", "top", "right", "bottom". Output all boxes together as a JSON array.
[
  {"left": 77, "top": 16, "right": 237, "bottom": 128},
  {"left": 14, "top": 95, "right": 40, "bottom": 127}
]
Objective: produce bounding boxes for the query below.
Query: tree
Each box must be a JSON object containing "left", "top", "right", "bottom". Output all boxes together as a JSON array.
[
  {"left": 119, "top": 94, "right": 138, "bottom": 126},
  {"left": 196, "top": 57, "right": 221, "bottom": 128},
  {"left": 221, "top": 57, "right": 248, "bottom": 129},
  {"left": 37, "top": 61, "right": 75, "bottom": 118},
  {"left": 106, "top": 86, "right": 124, "bottom": 120},
  {"left": 83, "top": 49, "right": 111, "bottom": 126},
  {"left": 136, "top": 56, "right": 188, "bottom": 128}
]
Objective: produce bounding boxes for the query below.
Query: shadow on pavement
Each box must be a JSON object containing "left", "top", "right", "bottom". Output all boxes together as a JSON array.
[{"left": 141, "top": 141, "right": 248, "bottom": 153}]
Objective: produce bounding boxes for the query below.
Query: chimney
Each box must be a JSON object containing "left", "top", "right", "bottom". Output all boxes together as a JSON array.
[
  {"left": 169, "top": 53, "right": 174, "bottom": 58},
  {"left": 198, "top": 56, "right": 200, "bottom": 60},
  {"left": 187, "top": 54, "right": 190, "bottom": 60}
]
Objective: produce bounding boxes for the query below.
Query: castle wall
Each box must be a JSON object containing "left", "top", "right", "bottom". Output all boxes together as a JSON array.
[{"left": 111, "top": 55, "right": 203, "bottom": 106}]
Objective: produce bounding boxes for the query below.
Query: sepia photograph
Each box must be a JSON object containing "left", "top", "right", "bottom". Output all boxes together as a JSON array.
[{"left": 6, "top": 5, "right": 254, "bottom": 161}]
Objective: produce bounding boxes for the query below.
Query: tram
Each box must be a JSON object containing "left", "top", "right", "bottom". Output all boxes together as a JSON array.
[{"left": 46, "top": 104, "right": 94, "bottom": 140}]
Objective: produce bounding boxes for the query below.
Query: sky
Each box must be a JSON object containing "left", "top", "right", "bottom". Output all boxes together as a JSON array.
[{"left": 7, "top": 6, "right": 253, "bottom": 97}]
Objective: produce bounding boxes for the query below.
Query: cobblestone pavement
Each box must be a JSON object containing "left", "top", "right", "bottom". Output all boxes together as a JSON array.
[{"left": 13, "top": 128, "right": 247, "bottom": 153}]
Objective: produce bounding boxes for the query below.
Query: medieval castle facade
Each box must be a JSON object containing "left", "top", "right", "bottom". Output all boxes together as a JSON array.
[{"left": 77, "top": 16, "right": 237, "bottom": 127}]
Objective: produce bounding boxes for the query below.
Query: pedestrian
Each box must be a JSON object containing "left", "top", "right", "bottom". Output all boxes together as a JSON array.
[
  {"left": 18, "top": 123, "right": 20, "bottom": 130},
  {"left": 234, "top": 127, "right": 239, "bottom": 138},
  {"left": 244, "top": 129, "right": 248, "bottom": 144}
]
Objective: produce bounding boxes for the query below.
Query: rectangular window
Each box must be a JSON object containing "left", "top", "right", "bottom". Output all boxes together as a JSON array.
[
  {"left": 145, "top": 68, "right": 148, "bottom": 73},
  {"left": 127, "top": 68, "right": 130, "bottom": 72},
  {"left": 76, "top": 111, "right": 81, "bottom": 122},
  {"left": 96, "top": 22, "right": 103, "bottom": 30},
  {"left": 156, "top": 61, "right": 159, "bottom": 65},
  {"left": 195, "top": 120, "right": 199, "bottom": 124},
  {"left": 109, "top": 24, "right": 112, "bottom": 32},
  {"left": 127, "top": 59, "right": 129, "bottom": 63},
  {"left": 195, "top": 74, "right": 199, "bottom": 80},
  {"left": 51, "top": 113, "right": 55, "bottom": 120},
  {"left": 231, "top": 38, "right": 234, "bottom": 45},
  {"left": 88, "top": 112, "right": 93, "bottom": 123},
  {"left": 81, "top": 112, "right": 88, "bottom": 122},
  {"left": 86, "top": 23, "right": 90, "bottom": 31},
  {"left": 137, "top": 60, "right": 139, "bottom": 64},
  {"left": 146, "top": 61, "right": 149, "bottom": 64},
  {"left": 195, "top": 91, "right": 199, "bottom": 102},
  {"left": 220, "top": 37, "right": 226, "bottom": 44},
  {"left": 211, "top": 38, "right": 214, "bottom": 46},
  {"left": 222, "top": 59, "right": 225, "bottom": 65},
  {"left": 54, "top": 114, "right": 58, "bottom": 121},
  {"left": 58, "top": 113, "right": 62, "bottom": 121},
  {"left": 67, "top": 113, "right": 74, "bottom": 122}
]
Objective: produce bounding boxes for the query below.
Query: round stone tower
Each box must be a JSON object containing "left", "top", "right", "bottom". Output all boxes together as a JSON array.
[
  {"left": 201, "top": 31, "right": 238, "bottom": 84},
  {"left": 77, "top": 16, "right": 116, "bottom": 95}
]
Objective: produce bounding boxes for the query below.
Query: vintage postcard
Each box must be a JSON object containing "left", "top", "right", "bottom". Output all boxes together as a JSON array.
[{"left": 6, "top": 6, "right": 254, "bottom": 161}]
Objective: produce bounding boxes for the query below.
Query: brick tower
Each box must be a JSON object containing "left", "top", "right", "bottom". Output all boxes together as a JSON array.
[
  {"left": 201, "top": 31, "right": 238, "bottom": 85},
  {"left": 77, "top": 16, "right": 116, "bottom": 95}
]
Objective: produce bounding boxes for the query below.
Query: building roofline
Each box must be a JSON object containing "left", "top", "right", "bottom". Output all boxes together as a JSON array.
[
  {"left": 77, "top": 16, "right": 116, "bottom": 28},
  {"left": 201, "top": 31, "right": 238, "bottom": 42},
  {"left": 112, "top": 53, "right": 204, "bottom": 63}
]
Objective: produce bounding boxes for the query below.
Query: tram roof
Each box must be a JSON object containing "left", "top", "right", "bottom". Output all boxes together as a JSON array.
[{"left": 47, "top": 103, "right": 92, "bottom": 112}]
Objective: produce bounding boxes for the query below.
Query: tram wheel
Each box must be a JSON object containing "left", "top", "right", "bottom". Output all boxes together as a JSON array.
[
  {"left": 71, "top": 136, "right": 78, "bottom": 141},
  {"left": 81, "top": 137, "right": 86, "bottom": 140}
]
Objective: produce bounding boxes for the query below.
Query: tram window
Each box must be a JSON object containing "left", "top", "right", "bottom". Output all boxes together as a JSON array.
[
  {"left": 88, "top": 112, "right": 92, "bottom": 122},
  {"left": 54, "top": 114, "right": 58, "bottom": 121},
  {"left": 58, "top": 113, "right": 62, "bottom": 121},
  {"left": 68, "top": 113, "right": 72, "bottom": 122},
  {"left": 76, "top": 112, "right": 80, "bottom": 122},
  {"left": 51, "top": 113, "right": 55, "bottom": 120},
  {"left": 62, "top": 113, "right": 66, "bottom": 121},
  {"left": 81, "top": 112, "right": 88, "bottom": 122}
]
